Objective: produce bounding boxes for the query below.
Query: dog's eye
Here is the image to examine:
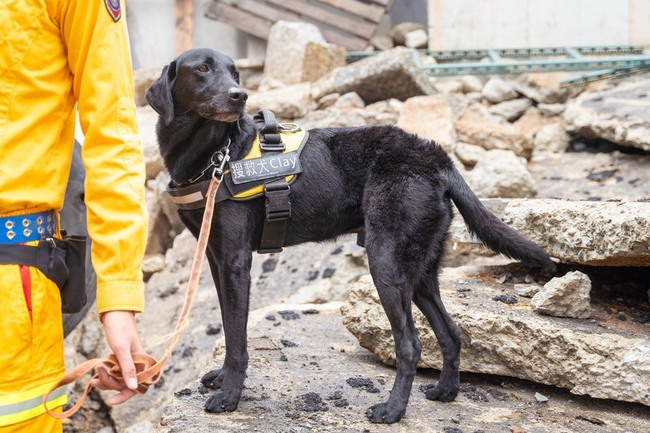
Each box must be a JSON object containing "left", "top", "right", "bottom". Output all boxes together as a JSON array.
[
  {"left": 232, "top": 71, "right": 240, "bottom": 82},
  {"left": 197, "top": 65, "right": 209, "bottom": 73}
]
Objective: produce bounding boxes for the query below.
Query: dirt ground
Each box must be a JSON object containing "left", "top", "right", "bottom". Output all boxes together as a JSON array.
[{"left": 157, "top": 303, "right": 650, "bottom": 433}]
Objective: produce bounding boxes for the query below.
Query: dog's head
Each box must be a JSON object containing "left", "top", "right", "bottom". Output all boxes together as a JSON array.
[{"left": 146, "top": 48, "right": 247, "bottom": 126}]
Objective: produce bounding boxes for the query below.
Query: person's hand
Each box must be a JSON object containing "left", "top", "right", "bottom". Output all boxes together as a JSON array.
[{"left": 90, "top": 310, "right": 144, "bottom": 406}]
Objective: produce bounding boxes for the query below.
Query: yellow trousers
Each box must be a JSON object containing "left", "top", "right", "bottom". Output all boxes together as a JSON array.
[{"left": 0, "top": 260, "right": 66, "bottom": 431}]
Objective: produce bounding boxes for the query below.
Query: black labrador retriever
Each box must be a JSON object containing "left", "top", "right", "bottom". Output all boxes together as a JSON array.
[{"left": 146, "top": 48, "right": 555, "bottom": 424}]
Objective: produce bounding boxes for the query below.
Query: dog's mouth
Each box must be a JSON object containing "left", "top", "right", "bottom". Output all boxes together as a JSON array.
[
  {"left": 198, "top": 101, "right": 246, "bottom": 123},
  {"left": 210, "top": 111, "right": 244, "bottom": 122}
]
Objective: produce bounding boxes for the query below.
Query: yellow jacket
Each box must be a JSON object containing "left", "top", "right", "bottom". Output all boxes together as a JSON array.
[{"left": 0, "top": 0, "right": 148, "bottom": 313}]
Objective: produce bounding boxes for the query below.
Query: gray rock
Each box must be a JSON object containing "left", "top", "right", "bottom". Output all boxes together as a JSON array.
[
  {"left": 390, "top": 22, "right": 427, "bottom": 46},
  {"left": 341, "top": 269, "right": 650, "bottom": 406},
  {"left": 533, "top": 123, "right": 571, "bottom": 154},
  {"left": 532, "top": 271, "right": 592, "bottom": 319},
  {"left": 469, "top": 150, "right": 537, "bottom": 198},
  {"left": 296, "top": 108, "right": 369, "bottom": 129},
  {"left": 434, "top": 77, "right": 465, "bottom": 94},
  {"left": 454, "top": 142, "right": 486, "bottom": 167},
  {"left": 370, "top": 34, "right": 394, "bottom": 51},
  {"left": 448, "top": 199, "right": 650, "bottom": 266},
  {"left": 460, "top": 76, "right": 486, "bottom": 94},
  {"left": 537, "top": 103, "right": 566, "bottom": 116},
  {"left": 454, "top": 118, "right": 533, "bottom": 158},
  {"left": 144, "top": 171, "right": 184, "bottom": 256},
  {"left": 404, "top": 29, "right": 428, "bottom": 49},
  {"left": 514, "top": 283, "right": 542, "bottom": 298},
  {"left": 564, "top": 77, "right": 650, "bottom": 152},
  {"left": 482, "top": 77, "right": 519, "bottom": 104},
  {"left": 488, "top": 98, "right": 533, "bottom": 122},
  {"left": 332, "top": 92, "right": 365, "bottom": 110},
  {"left": 134, "top": 67, "right": 162, "bottom": 107},
  {"left": 397, "top": 94, "right": 457, "bottom": 153},
  {"left": 316, "top": 92, "right": 340, "bottom": 109},
  {"left": 512, "top": 74, "right": 573, "bottom": 104},
  {"left": 138, "top": 105, "right": 164, "bottom": 180},
  {"left": 534, "top": 392, "right": 549, "bottom": 403},
  {"left": 311, "top": 47, "right": 437, "bottom": 104},
  {"left": 247, "top": 83, "right": 313, "bottom": 120},
  {"left": 124, "top": 421, "right": 154, "bottom": 433},
  {"left": 263, "top": 21, "right": 346, "bottom": 85}
]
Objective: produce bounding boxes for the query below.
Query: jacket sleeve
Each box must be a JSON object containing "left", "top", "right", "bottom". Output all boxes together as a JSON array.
[{"left": 60, "top": 0, "right": 148, "bottom": 313}]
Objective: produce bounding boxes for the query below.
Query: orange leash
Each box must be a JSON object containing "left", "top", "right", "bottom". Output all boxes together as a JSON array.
[{"left": 44, "top": 176, "right": 222, "bottom": 418}]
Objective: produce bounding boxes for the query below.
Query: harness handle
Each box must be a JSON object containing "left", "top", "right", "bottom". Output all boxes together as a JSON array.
[{"left": 44, "top": 176, "right": 222, "bottom": 418}]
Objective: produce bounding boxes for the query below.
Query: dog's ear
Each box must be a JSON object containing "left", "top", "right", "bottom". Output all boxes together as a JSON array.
[{"left": 145, "top": 61, "right": 177, "bottom": 126}]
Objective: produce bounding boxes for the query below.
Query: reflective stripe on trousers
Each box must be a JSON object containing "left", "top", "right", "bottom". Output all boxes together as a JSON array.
[
  {"left": 0, "top": 256, "right": 66, "bottom": 430},
  {"left": 0, "top": 385, "right": 66, "bottom": 429}
]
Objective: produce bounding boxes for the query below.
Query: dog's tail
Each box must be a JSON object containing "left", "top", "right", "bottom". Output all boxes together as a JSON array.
[{"left": 445, "top": 166, "right": 556, "bottom": 271}]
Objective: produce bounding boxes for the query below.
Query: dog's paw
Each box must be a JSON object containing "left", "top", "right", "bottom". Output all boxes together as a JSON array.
[
  {"left": 204, "top": 390, "right": 240, "bottom": 413},
  {"left": 421, "top": 383, "right": 458, "bottom": 402},
  {"left": 201, "top": 368, "right": 225, "bottom": 389},
  {"left": 365, "top": 402, "right": 406, "bottom": 424}
]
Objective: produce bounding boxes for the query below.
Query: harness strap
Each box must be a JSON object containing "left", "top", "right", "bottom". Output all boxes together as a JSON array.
[
  {"left": 258, "top": 179, "right": 291, "bottom": 254},
  {"left": 254, "top": 110, "right": 285, "bottom": 152},
  {"left": 254, "top": 110, "right": 291, "bottom": 253}
]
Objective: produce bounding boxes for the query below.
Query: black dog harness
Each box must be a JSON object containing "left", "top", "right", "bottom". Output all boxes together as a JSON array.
[{"left": 167, "top": 110, "right": 308, "bottom": 253}]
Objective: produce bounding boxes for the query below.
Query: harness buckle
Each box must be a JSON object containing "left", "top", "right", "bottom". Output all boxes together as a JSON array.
[
  {"left": 259, "top": 138, "right": 285, "bottom": 152},
  {"left": 264, "top": 181, "right": 291, "bottom": 221}
]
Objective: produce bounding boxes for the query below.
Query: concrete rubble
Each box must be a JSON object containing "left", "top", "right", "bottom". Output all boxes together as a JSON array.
[
  {"left": 310, "top": 46, "right": 438, "bottom": 104},
  {"left": 532, "top": 271, "right": 593, "bottom": 319},
  {"left": 564, "top": 77, "right": 650, "bottom": 152},
  {"left": 341, "top": 271, "right": 650, "bottom": 406},
  {"left": 262, "top": 21, "right": 346, "bottom": 86},
  {"left": 448, "top": 199, "right": 650, "bottom": 266},
  {"left": 468, "top": 149, "right": 537, "bottom": 198}
]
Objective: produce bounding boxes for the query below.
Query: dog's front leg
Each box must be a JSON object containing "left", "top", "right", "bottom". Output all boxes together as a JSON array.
[{"left": 202, "top": 248, "right": 252, "bottom": 413}]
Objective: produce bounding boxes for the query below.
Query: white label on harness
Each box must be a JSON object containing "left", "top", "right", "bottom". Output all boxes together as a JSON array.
[{"left": 229, "top": 152, "right": 301, "bottom": 185}]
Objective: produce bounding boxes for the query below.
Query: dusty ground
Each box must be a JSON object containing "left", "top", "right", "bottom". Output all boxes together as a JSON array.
[{"left": 157, "top": 302, "right": 650, "bottom": 433}]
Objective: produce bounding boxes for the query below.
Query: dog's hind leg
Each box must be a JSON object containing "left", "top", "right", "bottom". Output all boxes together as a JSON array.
[
  {"left": 201, "top": 246, "right": 252, "bottom": 413},
  {"left": 413, "top": 272, "right": 462, "bottom": 402},
  {"left": 363, "top": 237, "right": 422, "bottom": 424}
]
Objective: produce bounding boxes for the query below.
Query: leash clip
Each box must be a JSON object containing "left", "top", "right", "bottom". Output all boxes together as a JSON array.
[{"left": 213, "top": 146, "right": 230, "bottom": 181}]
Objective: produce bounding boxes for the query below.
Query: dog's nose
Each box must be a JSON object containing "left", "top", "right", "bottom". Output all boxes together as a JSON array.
[{"left": 228, "top": 87, "right": 248, "bottom": 103}]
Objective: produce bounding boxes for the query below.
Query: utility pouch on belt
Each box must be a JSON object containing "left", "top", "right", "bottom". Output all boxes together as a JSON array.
[
  {"left": 0, "top": 235, "right": 87, "bottom": 313},
  {"left": 55, "top": 235, "right": 87, "bottom": 314}
]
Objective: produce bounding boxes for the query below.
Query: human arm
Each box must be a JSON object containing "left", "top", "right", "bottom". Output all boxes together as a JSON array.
[{"left": 59, "top": 0, "right": 149, "bottom": 403}]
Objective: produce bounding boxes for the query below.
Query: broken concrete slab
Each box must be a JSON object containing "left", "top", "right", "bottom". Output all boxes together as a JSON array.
[
  {"left": 341, "top": 269, "right": 650, "bottom": 407},
  {"left": 448, "top": 199, "right": 650, "bottom": 266},
  {"left": 263, "top": 21, "right": 346, "bottom": 86},
  {"left": 311, "top": 47, "right": 437, "bottom": 104},
  {"left": 564, "top": 77, "right": 650, "bottom": 152}
]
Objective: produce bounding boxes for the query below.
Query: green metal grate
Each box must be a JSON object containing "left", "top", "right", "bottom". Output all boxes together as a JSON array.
[{"left": 347, "top": 45, "right": 650, "bottom": 82}]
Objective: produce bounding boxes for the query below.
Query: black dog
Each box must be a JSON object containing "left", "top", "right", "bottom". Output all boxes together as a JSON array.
[{"left": 146, "top": 48, "right": 555, "bottom": 424}]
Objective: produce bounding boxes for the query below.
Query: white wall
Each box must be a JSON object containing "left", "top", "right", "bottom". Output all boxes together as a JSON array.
[{"left": 428, "top": 0, "right": 650, "bottom": 50}]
